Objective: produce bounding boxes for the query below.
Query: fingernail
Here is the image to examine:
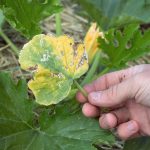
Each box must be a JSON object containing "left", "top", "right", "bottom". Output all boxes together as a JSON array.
[
  {"left": 89, "top": 92, "right": 101, "bottom": 102},
  {"left": 127, "top": 121, "right": 136, "bottom": 132}
]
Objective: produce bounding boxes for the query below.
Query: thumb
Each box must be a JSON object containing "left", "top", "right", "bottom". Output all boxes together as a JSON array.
[{"left": 88, "top": 77, "right": 137, "bottom": 107}]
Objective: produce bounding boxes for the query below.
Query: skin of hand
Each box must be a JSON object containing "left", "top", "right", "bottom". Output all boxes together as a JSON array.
[{"left": 76, "top": 64, "right": 150, "bottom": 140}]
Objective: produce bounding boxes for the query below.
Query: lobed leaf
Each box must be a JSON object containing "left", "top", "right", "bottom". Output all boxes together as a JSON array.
[
  {"left": 99, "top": 24, "right": 150, "bottom": 69},
  {"left": 0, "top": 73, "right": 34, "bottom": 138},
  {"left": 0, "top": 72, "right": 115, "bottom": 150},
  {"left": 0, "top": 0, "right": 62, "bottom": 38}
]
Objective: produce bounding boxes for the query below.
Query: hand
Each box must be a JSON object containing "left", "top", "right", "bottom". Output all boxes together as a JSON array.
[{"left": 76, "top": 64, "right": 150, "bottom": 140}]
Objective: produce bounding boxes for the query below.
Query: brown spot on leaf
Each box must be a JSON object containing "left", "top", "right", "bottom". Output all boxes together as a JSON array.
[{"left": 28, "top": 65, "right": 38, "bottom": 71}]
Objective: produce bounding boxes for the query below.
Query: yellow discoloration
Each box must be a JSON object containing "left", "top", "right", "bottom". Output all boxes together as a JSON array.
[
  {"left": 28, "top": 67, "right": 72, "bottom": 105},
  {"left": 45, "top": 35, "right": 88, "bottom": 78},
  {"left": 19, "top": 34, "right": 88, "bottom": 79},
  {"left": 19, "top": 35, "right": 88, "bottom": 105}
]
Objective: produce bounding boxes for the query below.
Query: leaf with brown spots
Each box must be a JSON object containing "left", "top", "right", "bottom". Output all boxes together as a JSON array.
[{"left": 19, "top": 34, "right": 89, "bottom": 105}]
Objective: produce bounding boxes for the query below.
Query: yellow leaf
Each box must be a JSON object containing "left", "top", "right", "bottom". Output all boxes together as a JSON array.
[
  {"left": 19, "top": 34, "right": 89, "bottom": 79},
  {"left": 19, "top": 34, "right": 89, "bottom": 105},
  {"left": 28, "top": 67, "right": 72, "bottom": 105}
]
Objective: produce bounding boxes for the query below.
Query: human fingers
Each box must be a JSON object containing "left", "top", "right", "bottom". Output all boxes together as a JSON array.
[
  {"left": 99, "top": 107, "right": 130, "bottom": 129},
  {"left": 88, "top": 77, "right": 134, "bottom": 107},
  {"left": 99, "top": 113, "right": 118, "bottom": 129},
  {"left": 117, "top": 120, "right": 139, "bottom": 140},
  {"left": 76, "top": 65, "right": 150, "bottom": 103},
  {"left": 82, "top": 102, "right": 100, "bottom": 117},
  {"left": 76, "top": 83, "right": 95, "bottom": 103},
  {"left": 89, "top": 64, "right": 150, "bottom": 91}
]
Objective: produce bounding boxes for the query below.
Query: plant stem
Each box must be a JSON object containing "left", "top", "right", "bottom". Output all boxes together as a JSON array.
[
  {"left": 81, "top": 51, "right": 101, "bottom": 86},
  {"left": 93, "top": 67, "right": 110, "bottom": 81},
  {"left": 0, "top": 29, "right": 19, "bottom": 56},
  {"left": 98, "top": 67, "right": 110, "bottom": 76},
  {"left": 74, "top": 80, "right": 87, "bottom": 98},
  {"left": 55, "top": 0, "right": 62, "bottom": 36}
]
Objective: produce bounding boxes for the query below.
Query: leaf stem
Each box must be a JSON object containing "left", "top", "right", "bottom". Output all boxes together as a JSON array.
[
  {"left": 74, "top": 80, "right": 87, "bottom": 98},
  {"left": 93, "top": 67, "right": 110, "bottom": 81},
  {"left": 98, "top": 67, "right": 110, "bottom": 76},
  {"left": 55, "top": 0, "right": 62, "bottom": 36},
  {"left": 0, "top": 29, "right": 19, "bottom": 56},
  {"left": 81, "top": 51, "right": 101, "bottom": 86}
]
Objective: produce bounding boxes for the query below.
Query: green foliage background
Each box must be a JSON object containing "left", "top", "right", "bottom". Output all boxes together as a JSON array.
[
  {"left": 77, "top": 0, "right": 150, "bottom": 30},
  {"left": 0, "top": 72, "right": 114, "bottom": 150},
  {"left": 0, "top": 0, "right": 62, "bottom": 38}
]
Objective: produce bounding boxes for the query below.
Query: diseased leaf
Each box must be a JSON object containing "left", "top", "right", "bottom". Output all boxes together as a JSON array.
[
  {"left": 77, "top": 0, "right": 150, "bottom": 30},
  {"left": 0, "top": 0, "right": 62, "bottom": 38},
  {"left": 0, "top": 72, "right": 115, "bottom": 150},
  {"left": 19, "top": 34, "right": 88, "bottom": 105},
  {"left": 19, "top": 34, "right": 88, "bottom": 79},
  {"left": 28, "top": 67, "right": 72, "bottom": 105},
  {"left": 99, "top": 24, "right": 150, "bottom": 69}
]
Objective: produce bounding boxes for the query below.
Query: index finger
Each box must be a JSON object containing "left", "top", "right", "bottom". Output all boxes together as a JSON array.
[{"left": 76, "top": 64, "right": 150, "bottom": 103}]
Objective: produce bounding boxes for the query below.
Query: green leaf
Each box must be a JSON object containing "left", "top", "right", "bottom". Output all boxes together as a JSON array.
[
  {"left": 0, "top": 0, "right": 62, "bottom": 38},
  {"left": 0, "top": 72, "right": 34, "bottom": 138},
  {"left": 19, "top": 34, "right": 88, "bottom": 105},
  {"left": 99, "top": 23, "right": 150, "bottom": 69},
  {"left": 77, "top": 0, "right": 150, "bottom": 30},
  {"left": 0, "top": 72, "right": 115, "bottom": 150},
  {"left": 123, "top": 137, "right": 150, "bottom": 150},
  {"left": 0, "top": 9, "right": 4, "bottom": 28}
]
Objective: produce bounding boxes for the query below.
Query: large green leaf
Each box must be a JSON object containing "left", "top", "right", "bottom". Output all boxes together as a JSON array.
[
  {"left": 123, "top": 137, "right": 150, "bottom": 150},
  {"left": 77, "top": 0, "right": 150, "bottom": 30},
  {"left": 19, "top": 34, "right": 88, "bottom": 105},
  {"left": 0, "top": 73, "right": 34, "bottom": 139},
  {"left": 0, "top": 0, "right": 62, "bottom": 38},
  {"left": 99, "top": 23, "right": 150, "bottom": 69},
  {"left": 0, "top": 72, "right": 114, "bottom": 150}
]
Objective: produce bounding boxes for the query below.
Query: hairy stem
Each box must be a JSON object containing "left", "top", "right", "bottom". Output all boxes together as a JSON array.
[
  {"left": 81, "top": 51, "right": 101, "bottom": 86},
  {"left": 93, "top": 67, "right": 110, "bottom": 81},
  {"left": 0, "top": 29, "right": 19, "bottom": 56}
]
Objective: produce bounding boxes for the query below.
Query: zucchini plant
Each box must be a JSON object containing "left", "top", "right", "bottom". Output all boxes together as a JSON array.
[{"left": 1, "top": 0, "right": 150, "bottom": 150}]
